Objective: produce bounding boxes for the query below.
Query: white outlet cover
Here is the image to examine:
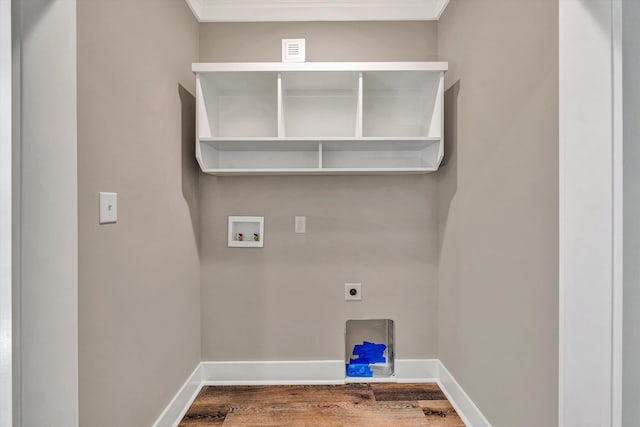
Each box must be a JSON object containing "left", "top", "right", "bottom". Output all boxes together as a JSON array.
[
  {"left": 345, "top": 283, "right": 362, "bottom": 301},
  {"left": 99, "top": 192, "right": 117, "bottom": 224},
  {"left": 295, "top": 216, "right": 306, "bottom": 234}
]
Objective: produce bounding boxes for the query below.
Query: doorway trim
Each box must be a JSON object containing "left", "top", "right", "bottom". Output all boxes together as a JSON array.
[
  {"left": 559, "top": 0, "right": 623, "bottom": 426},
  {"left": 0, "top": 0, "right": 13, "bottom": 425}
]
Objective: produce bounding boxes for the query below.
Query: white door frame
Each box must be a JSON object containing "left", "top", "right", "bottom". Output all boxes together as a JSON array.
[
  {"left": 0, "top": 0, "right": 12, "bottom": 425},
  {"left": 612, "top": 2, "right": 624, "bottom": 426},
  {"left": 559, "top": 1, "right": 623, "bottom": 426},
  {"left": 0, "top": 1, "right": 628, "bottom": 426}
]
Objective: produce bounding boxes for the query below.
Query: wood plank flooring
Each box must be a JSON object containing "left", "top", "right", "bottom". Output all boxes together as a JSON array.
[{"left": 180, "top": 383, "right": 465, "bottom": 426}]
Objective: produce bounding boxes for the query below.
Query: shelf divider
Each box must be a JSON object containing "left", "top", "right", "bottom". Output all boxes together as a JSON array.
[
  {"left": 277, "top": 72, "right": 285, "bottom": 138},
  {"left": 436, "top": 74, "right": 445, "bottom": 164},
  {"left": 356, "top": 72, "right": 363, "bottom": 138},
  {"left": 319, "top": 143, "right": 323, "bottom": 169}
]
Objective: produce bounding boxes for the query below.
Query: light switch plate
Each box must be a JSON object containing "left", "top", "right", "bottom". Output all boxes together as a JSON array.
[
  {"left": 295, "top": 216, "right": 306, "bottom": 233},
  {"left": 99, "top": 192, "right": 117, "bottom": 224}
]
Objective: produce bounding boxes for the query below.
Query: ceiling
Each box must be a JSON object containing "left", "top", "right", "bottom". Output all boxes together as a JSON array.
[{"left": 185, "top": 0, "right": 450, "bottom": 22}]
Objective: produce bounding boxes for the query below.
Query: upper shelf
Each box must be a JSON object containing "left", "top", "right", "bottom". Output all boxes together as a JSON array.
[
  {"left": 193, "top": 62, "right": 447, "bottom": 175},
  {"left": 193, "top": 62, "right": 449, "bottom": 73},
  {"left": 184, "top": 0, "right": 450, "bottom": 23}
]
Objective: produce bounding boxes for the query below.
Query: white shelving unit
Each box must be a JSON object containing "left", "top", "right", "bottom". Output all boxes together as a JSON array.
[{"left": 194, "top": 62, "right": 447, "bottom": 175}]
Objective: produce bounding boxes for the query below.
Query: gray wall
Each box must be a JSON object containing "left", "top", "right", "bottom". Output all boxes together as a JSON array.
[
  {"left": 15, "top": 0, "right": 79, "bottom": 425},
  {"left": 73, "top": 7, "right": 562, "bottom": 424},
  {"left": 77, "top": 0, "right": 201, "bottom": 426},
  {"left": 623, "top": 0, "right": 640, "bottom": 424},
  {"left": 200, "top": 22, "right": 438, "bottom": 62},
  {"left": 437, "top": 1, "right": 559, "bottom": 427},
  {"left": 199, "top": 22, "right": 440, "bottom": 361}
]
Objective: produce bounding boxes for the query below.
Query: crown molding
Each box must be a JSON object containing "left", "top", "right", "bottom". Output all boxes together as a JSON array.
[{"left": 185, "top": 0, "right": 449, "bottom": 22}]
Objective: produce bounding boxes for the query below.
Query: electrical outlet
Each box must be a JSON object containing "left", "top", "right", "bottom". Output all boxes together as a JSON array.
[{"left": 345, "top": 283, "right": 362, "bottom": 301}]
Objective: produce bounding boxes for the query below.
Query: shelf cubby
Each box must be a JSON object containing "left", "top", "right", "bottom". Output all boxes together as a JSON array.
[
  {"left": 281, "top": 71, "right": 360, "bottom": 137},
  {"left": 363, "top": 71, "right": 443, "bottom": 138},
  {"left": 200, "top": 139, "right": 320, "bottom": 171},
  {"left": 321, "top": 138, "right": 440, "bottom": 170},
  {"left": 197, "top": 72, "right": 278, "bottom": 138}
]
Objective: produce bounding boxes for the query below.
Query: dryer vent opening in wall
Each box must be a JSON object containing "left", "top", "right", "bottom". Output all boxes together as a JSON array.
[
  {"left": 345, "top": 319, "right": 395, "bottom": 380},
  {"left": 282, "top": 39, "right": 306, "bottom": 62}
]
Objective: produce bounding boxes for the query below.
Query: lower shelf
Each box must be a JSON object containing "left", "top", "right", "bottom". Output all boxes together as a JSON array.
[
  {"left": 200, "top": 140, "right": 319, "bottom": 170},
  {"left": 201, "top": 168, "right": 436, "bottom": 176},
  {"left": 197, "top": 137, "right": 442, "bottom": 175}
]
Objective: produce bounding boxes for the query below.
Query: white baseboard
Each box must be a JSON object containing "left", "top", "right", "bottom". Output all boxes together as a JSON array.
[
  {"left": 151, "top": 364, "right": 203, "bottom": 427},
  {"left": 152, "top": 359, "right": 492, "bottom": 427},
  {"left": 436, "top": 360, "right": 492, "bottom": 427},
  {"left": 201, "top": 360, "right": 345, "bottom": 385},
  {"left": 394, "top": 358, "right": 439, "bottom": 382}
]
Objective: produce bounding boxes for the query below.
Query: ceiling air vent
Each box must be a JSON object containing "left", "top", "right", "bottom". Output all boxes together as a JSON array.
[{"left": 282, "top": 39, "right": 306, "bottom": 63}]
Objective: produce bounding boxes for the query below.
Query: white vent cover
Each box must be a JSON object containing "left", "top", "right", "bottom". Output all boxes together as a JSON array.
[{"left": 282, "top": 39, "right": 306, "bottom": 63}]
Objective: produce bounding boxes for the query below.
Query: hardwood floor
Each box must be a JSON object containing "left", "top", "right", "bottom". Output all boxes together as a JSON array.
[{"left": 180, "top": 383, "right": 465, "bottom": 426}]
